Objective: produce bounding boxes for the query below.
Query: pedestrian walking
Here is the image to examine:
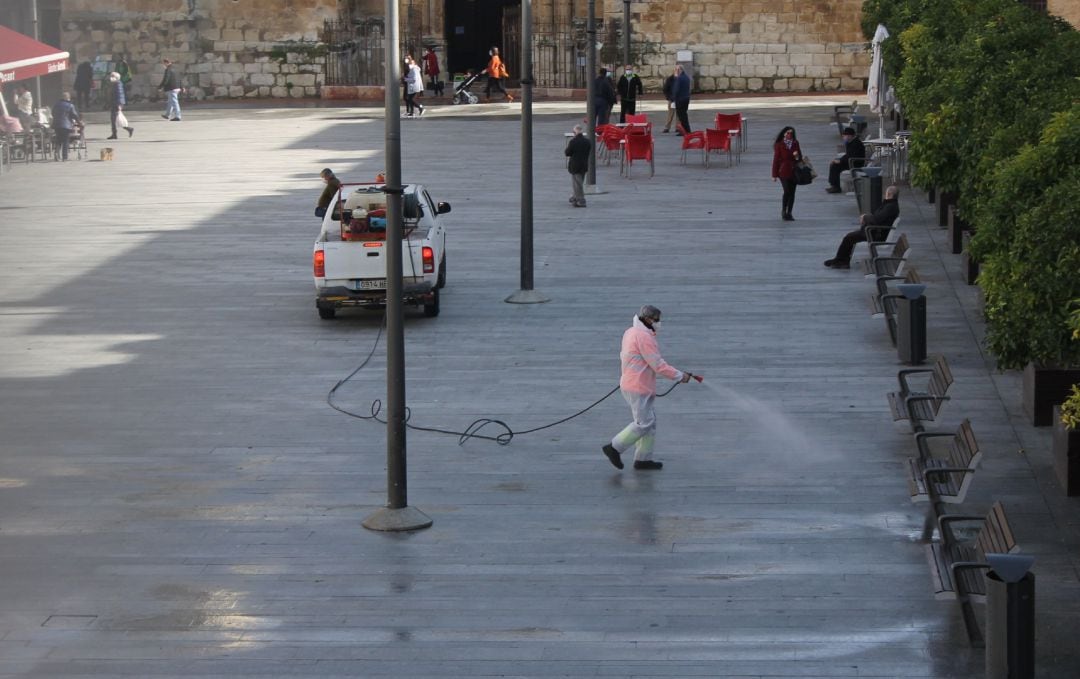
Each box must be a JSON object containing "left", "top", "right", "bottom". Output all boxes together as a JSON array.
[
  {"left": 602, "top": 305, "right": 695, "bottom": 471},
  {"left": 403, "top": 56, "right": 425, "bottom": 118},
  {"left": 50, "top": 92, "right": 81, "bottom": 161},
  {"left": 565, "top": 124, "right": 591, "bottom": 208},
  {"left": 116, "top": 55, "right": 134, "bottom": 100},
  {"left": 482, "top": 47, "right": 513, "bottom": 102},
  {"left": 771, "top": 126, "right": 803, "bottom": 221},
  {"left": 159, "top": 58, "right": 182, "bottom": 121},
  {"left": 73, "top": 60, "right": 93, "bottom": 111},
  {"left": 106, "top": 72, "right": 134, "bottom": 139},
  {"left": 673, "top": 64, "right": 692, "bottom": 134},
  {"left": 661, "top": 67, "right": 677, "bottom": 133},
  {"left": 616, "top": 64, "right": 643, "bottom": 123},
  {"left": 593, "top": 68, "right": 616, "bottom": 128},
  {"left": 422, "top": 46, "right": 443, "bottom": 96}
]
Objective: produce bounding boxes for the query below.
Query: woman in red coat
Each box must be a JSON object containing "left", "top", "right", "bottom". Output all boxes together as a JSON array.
[{"left": 771, "top": 126, "right": 802, "bottom": 221}]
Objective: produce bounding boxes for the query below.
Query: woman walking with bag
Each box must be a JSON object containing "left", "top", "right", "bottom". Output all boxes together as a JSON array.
[
  {"left": 482, "top": 47, "right": 513, "bottom": 103},
  {"left": 771, "top": 126, "right": 802, "bottom": 221}
]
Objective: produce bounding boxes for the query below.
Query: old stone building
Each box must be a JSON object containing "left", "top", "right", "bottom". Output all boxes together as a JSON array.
[{"left": 2, "top": 0, "right": 1078, "bottom": 102}]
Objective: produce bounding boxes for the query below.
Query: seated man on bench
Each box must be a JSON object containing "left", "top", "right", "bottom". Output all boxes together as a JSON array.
[
  {"left": 826, "top": 126, "right": 865, "bottom": 194},
  {"left": 824, "top": 184, "right": 900, "bottom": 269}
]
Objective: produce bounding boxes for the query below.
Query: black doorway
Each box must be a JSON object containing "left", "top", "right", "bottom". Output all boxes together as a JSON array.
[{"left": 445, "top": 0, "right": 519, "bottom": 79}]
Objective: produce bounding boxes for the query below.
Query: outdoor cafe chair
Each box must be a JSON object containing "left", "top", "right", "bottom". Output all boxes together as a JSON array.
[
  {"left": 676, "top": 124, "right": 706, "bottom": 165},
  {"left": 704, "top": 128, "right": 733, "bottom": 168},
  {"left": 621, "top": 132, "right": 654, "bottom": 178}
]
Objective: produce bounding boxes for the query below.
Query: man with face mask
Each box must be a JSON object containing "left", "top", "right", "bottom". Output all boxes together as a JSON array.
[
  {"left": 616, "top": 64, "right": 643, "bottom": 124},
  {"left": 826, "top": 127, "right": 865, "bottom": 193},
  {"left": 602, "top": 305, "right": 694, "bottom": 471}
]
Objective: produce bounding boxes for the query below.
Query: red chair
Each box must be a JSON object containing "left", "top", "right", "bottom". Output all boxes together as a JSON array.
[
  {"left": 625, "top": 113, "right": 649, "bottom": 125},
  {"left": 704, "top": 128, "right": 733, "bottom": 168},
  {"left": 714, "top": 112, "right": 743, "bottom": 162},
  {"left": 621, "top": 132, "right": 654, "bottom": 178},
  {"left": 676, "top": 123, "right": 706, "bottom": 165},
  {"left": 595, "top": 125, "right": 624, "bottom": 165}
]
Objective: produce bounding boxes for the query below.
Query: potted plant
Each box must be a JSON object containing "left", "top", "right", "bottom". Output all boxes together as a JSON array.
[{"left": 1053, "top": 385, "right": 1080, "bottom": 496}]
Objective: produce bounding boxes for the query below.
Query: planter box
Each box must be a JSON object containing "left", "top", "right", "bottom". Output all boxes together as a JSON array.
[
  {"left": 1052, "top": 406, "right": 1080, "bottom": 496},
  {"left": 1023, "top": 363, "right": 1080, "bottom": 426},
  {"left": 948, "top": 206, "right": 969, "bottom": 255},
  {"left": 961, "top": 233, "right": 979, "bottom": 285},
  {"left": 937, "top": 191, "right": 956, "bottom": 228}
]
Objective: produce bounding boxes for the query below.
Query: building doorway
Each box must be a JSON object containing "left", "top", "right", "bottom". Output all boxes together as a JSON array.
[{"left": 445, "top": 0, "right": 519, "bottom": 80}]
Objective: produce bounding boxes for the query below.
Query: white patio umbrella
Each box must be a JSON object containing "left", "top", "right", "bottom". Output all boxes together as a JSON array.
[{"left": 868, "top": 23, "right": 890, "bottom": 140}]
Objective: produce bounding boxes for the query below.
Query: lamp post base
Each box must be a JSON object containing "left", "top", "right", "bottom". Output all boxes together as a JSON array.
[
  {"left": 585, "top": 183, "right": 607, "bottom": 195},
  {"left": 505, "top": 289, "right": 551, "bottom": 304},
  {"left": 362, "top": 505, "right": 433, "bottom": 532}
]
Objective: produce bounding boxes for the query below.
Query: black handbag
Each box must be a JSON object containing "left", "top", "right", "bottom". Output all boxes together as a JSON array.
[{"left": 794, "top": 160, "right": 815, "bottom": 185}]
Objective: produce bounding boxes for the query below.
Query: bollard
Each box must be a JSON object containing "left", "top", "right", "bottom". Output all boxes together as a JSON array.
[
  {"left": 897, "top": 293, "right": 927, "bottom": 365},
  {"left": 985, "top": 555, "right": 1035, "bottom": 679}
]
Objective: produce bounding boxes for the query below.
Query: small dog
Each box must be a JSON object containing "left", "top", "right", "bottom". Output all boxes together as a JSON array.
[{"left": 100, "top": 148, "right": 114, "bottom": 161}]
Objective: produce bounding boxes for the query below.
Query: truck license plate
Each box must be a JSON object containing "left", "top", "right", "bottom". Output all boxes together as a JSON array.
[{"left": 359, "top": 279, "right": 387, "bottom": 290}]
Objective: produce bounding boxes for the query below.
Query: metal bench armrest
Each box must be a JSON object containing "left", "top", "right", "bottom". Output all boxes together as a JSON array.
[
  {"left": 914, "top": 431, "right": 955, "bottom": 458},
  {"left": 922, "top": 466, "right": 973, "bottom": 480},
  {"left": 897, "top": 366, "right": 934, "bottom": 392}
]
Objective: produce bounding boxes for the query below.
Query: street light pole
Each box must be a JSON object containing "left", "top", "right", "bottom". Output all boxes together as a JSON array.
[
  {"left": 585, "top": 0, "right": 597, "bottom": 188},
  {"left": 506, "top": 0, "right": 548, "bottom": 305},
  {"left": 31, "top": 0, "right": 42, "bottom": 109},
  {"left": 622, "top": 0, "right": 630, "bottom": 69},
  {"left": 363, "top": 0, "right": 432, "bottom": 533}
]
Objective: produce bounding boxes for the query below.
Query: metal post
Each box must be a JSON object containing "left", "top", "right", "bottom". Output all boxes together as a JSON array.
[
  {"left": 585, "top": 0, "right": 596, "bottom": 188},
  {"left": 31, "top": 0, "right": 42, "bottom": 109},
  {"left": 897, "top": 294, "right": 927, "bottom": 366},
  {"left": 622, "top": 0, "right": 631, "bottom": 69},
  {"left": 363, "top": 0, "right": 432, "bottom": 533},
  {"left": 505, "top": 0, "right": 548, "bottom": 305},
  {"left": 986, "top": 567, "right": 1035, "bottom": 679}
]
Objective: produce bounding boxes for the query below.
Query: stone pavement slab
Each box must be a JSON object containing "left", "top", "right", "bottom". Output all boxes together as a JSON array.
[{"left": 0, "top": 96, "right": 1077, "bottom": 677}]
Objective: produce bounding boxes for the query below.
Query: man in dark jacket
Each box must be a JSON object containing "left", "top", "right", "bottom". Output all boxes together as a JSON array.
[
  {"left": 315, "top": 168, "right": 342, "bottom": 218},
  {"left": 106, "top": 71, "right": 134, "bottom": 139},
  {"left": 73, "top": 60, "right": 93, "bottom": 110},
  {"left": 824, "top": 184, "right": 900, "bottom": 268},
  {"left": 593, "top": 68, "right": 616, "bottom": 128},
  {"left": 50, "top": 92, "right": 81, "bottom": 161},
  {"left": 826, "top": 127, "right": 866, "bottom": 193},
  {"left": 661, "top": 68, "right": 677, "bottom": 133},
  {"left": 673, "top": 64, "right": 692, "bottom": 134},
  {"left": 565, "top": 125, "right": 592, "bottom": 208},
  {"left": 616, "top": 64, "right": 643, "bottom": 123},
  {"left": 159, "top": 58, "right": 182, "bottom": 121}
]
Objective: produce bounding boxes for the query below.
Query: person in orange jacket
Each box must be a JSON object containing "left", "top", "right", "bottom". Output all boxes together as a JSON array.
[
  {"left": 602, "top": 305, "right": 694, "bottom": 471},
  {"left": 482, "top": 47, "right": 513, "bottom": 103}
]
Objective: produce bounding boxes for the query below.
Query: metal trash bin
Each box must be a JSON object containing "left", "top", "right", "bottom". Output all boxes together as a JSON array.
[
  {"left": 854, "top": 173, "right": 883, "bottom": 215},
  {"left": 897, "top": 294, "right": 926, "bottom": 365},
  {"left": 986, "top": 569, "right": 1035, "bottom": 679}
]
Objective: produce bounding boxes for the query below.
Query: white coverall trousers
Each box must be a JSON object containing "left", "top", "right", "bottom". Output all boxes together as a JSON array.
[{"left": 610, "top": 390, "right": 656, "bottom": 461}]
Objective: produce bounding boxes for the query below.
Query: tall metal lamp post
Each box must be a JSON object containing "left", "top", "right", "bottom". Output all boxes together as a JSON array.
[
  {"left": 622, "top": 0, "right": 631, "bottom": 68},
  {"left": 585, "top": 0, "right": 597, "bottom": 190},
  {"left": 362, "top": 0, "right": 432, "bottom": 532},
  {"left": 505, "top": 0, "right": 549, "bottom": 305}
]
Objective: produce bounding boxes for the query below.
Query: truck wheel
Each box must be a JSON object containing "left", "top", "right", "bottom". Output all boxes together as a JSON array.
[
  {"left": 437, "top": 255, "right": 446, "bottom": 289},
  {"left": 422, "top": 288, "right": 440, "bottom": 317},
  {"left": 317, "top": 304, "right": 336, "bottom": 320}
]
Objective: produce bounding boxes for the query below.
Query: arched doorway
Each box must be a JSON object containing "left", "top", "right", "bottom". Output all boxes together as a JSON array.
[{"left": 445, "top": 0, "right": 520, "bottom": 81}]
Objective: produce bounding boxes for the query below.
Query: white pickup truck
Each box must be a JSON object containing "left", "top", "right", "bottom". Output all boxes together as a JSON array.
[{"left": 313, "top": 182, "right": 449, "bottom": 319}]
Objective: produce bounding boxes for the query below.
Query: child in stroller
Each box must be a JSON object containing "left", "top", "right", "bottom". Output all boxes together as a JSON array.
[{"left": 453, "top": 70, "right": 480, "bottom": 105}]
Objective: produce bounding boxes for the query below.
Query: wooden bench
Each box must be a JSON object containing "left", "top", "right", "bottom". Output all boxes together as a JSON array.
[
  {"left": 854, "top": 217, "right": 900, "bottom": 265},
  {"left": 887, "top": 354, "right": 953, "bottom": 432},
  {"left": 925, "top": 501, "right": 1018, "bottom": 646},
  {"left": 908, "top": 418, "right": 981, "bottom": 505},
  {"left": 870, "top": 266, "right": 921, "bottom": 317},
  {"left": 861, "top": 232, "right": 909, "bottom": 277}
]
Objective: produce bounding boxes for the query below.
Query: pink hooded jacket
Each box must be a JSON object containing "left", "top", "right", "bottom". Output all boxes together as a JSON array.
[{"left": 619, "top": 316, "right": 684, "bottom": 395}]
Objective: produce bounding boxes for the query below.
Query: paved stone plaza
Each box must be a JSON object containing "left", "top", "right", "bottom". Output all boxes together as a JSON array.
[{"left": 0, "top": 97, "right": 1078, "bottom": 678}]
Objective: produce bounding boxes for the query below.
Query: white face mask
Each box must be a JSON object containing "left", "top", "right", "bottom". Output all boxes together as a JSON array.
[
  {"left": 625, "top": 69, "right": 632, "bottom": 75},
  {"left": 651, "top": 321, "right": 661, "bottom": 332},
  {"left": 489, "top": 50, "right": 494, "bottom": 56}
]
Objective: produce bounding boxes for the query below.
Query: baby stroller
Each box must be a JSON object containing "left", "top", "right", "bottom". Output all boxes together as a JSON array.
[{"left": 452, "top": 72, "right": 480, "bottom": 105}]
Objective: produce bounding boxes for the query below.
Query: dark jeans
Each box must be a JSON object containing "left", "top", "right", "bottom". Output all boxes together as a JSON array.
[
  {"left": 75, "top": 88, "right": 90, "bottom": 111},
  {"left": 619, "top": 99, "right": 637, "bottom": 123},
  {"left": 593, "top": 100, "right": 611, "bottom": 128},
  {"left": 404, "top": 91, "right": 422, "bottom": 114},
  {"left": 54, "top": 128, "right": 71, "bottom": 160},
  {"left": 828, "top": 160, "right": 847, "bottom": 188},
  {"left": 110, "top": 106, "right": 121, "bottom": 136},
  {"left": 675, "top": 98, "right": 690, "bottom": 132},
  {"left": 833, "top": 224, "right": 891, "bottom": 263},
  {"left": 486, "top": 76, "right": 507, "bottom": 99},
  {"left": 780, "top": 177, "right": 797, "bottom": 216}
]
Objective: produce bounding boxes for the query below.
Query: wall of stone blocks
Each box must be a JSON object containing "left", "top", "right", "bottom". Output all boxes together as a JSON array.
[
  {"left": 1048, "top": 0, "right": 1080, "bottom": 27},
  {"left": 614, "top": 0, "right": 871, "bottom": 93},
  {"left": 59, "top": 0, "right": 336, "bottom": 101}
]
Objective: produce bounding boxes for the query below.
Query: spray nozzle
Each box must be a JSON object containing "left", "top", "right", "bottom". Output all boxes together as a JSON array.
[{"left": 686, "top": 372, "right": 703, "bottom": 383}]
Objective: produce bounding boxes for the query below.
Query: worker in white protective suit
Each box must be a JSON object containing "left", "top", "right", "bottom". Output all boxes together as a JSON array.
[{"left": 602, "top": 305, "right": 694, "bottom": 471}]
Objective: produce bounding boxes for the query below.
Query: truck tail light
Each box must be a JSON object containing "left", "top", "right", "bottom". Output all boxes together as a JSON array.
[
  {"left": 313, "top": 250, "right": 325, "bottom": 277},
  {"left": 422, "top": 246, "right": 435, "bottom": 274}
]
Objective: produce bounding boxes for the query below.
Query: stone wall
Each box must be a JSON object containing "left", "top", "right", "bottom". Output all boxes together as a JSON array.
[
  {"left": 1048, "top": 0, "right": 1080, "bottom": 27},
  {"left": 617, "top": 0, "right": 869, "bottom": 93},
  {"left": 59, "top": 0, "right": 336, "bottom": 101}
]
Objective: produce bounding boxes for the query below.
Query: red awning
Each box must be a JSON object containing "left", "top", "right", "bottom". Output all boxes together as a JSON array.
[{"left": 0, "top": 26, "right": 69, "bottom": 85}]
